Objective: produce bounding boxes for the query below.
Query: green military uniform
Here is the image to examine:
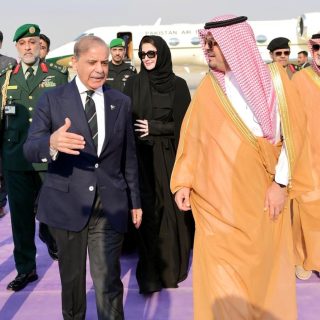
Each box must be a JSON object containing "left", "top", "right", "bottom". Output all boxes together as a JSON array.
[
  {"left": 106, "top": 37, "right": 136, "bottom": 92},
  {"left": 107, "top": 61, "right": 136, "bottom": 92},
  {"left": 0, "top": 24, "right": 68, "bottom": 276}
]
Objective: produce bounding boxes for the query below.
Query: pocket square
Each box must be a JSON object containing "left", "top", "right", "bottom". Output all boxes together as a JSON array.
[{"left": 110, "top": 104, "right": 116, "bottom": 110}]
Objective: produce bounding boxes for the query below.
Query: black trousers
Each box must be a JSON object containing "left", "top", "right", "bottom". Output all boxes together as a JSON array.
[
  {"left": 4, "top": 170, "right": 57, "bottom": 274},
  {"left": 50, "top": 193, "right": 124, "bottom": 320},
  {"left": 0, "top": 156, "right": 7, "bottom": 208}
]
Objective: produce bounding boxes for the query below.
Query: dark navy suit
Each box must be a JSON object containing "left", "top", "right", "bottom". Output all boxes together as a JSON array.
[{"left": 24, "top": 79, "right": 141, "bottom": 320}]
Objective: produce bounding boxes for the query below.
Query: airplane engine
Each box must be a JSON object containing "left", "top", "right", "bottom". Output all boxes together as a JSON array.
[{"left": 297, "top": 13, "right": 320, "bottom": 41}]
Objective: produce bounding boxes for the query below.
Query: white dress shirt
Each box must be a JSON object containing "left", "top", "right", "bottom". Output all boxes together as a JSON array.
[
  {"left": 75, "top": 76, "right": 106, "bottom": 156},
  {"left": 224, "top": 71, "right": 289, "bottom": 186}
]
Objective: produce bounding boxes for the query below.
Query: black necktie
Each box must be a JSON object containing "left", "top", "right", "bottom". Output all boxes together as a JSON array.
[
  {"left": 26, "top": 67, "right": 34, "bottom": 87},
  {"left": 85, "top": 90, "right": 98, "bottom": 150}
]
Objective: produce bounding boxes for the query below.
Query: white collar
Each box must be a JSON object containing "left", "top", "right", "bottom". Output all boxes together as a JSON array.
[{"left": 75, "top": 76, "right": 103, "bottom": 96}]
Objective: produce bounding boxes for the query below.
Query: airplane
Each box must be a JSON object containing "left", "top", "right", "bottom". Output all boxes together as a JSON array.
[{"left": 47, "top": 12, "right": 320, "bottom": 88}]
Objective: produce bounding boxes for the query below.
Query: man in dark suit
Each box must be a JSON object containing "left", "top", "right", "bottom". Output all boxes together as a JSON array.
[
  {"left": 297, "top": 50, "right": 311, "bottom": 68},
  {"left": 24, "top": 35, "right": 142, "bottom": 320}
]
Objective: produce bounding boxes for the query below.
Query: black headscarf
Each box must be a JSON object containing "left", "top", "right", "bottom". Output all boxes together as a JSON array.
[
  {"left": 124, "top": 36, "right": 191, "bottom": 147},
  {"left": 139, "top": 35, "right": 176, "bottom": 93},
  {"left": 126, "top": 36, "right": 176, "bottom": 120}
]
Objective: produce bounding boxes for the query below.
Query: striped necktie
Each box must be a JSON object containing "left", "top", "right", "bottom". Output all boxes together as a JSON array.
[{"left": 85, "top": 90, "right": 98, "bottom": 150}]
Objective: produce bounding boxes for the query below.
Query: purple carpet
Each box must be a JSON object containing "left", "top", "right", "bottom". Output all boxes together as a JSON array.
[{"left": 0, "top": 206, "right": 319, "bottom": 319}]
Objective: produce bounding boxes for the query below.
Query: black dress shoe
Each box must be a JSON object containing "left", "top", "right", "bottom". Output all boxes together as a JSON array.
[
  {"left": 7, "top": 270, "right": 38, "bottom": 291},
  {"left": 39, "top": 233, "right": 58, "bottom": 261}
]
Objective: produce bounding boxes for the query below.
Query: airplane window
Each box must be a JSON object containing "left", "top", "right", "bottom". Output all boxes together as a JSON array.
[
  {"left": 191, "top": 37, "right": 200, "bottom": 45},
  {"left": 298, "top": 16, "right": 304, "bottom": 37},
  {"left": 169, "top": 38, "right": 179, "bottom": 46},
  {"left": 256, "top": 35, "right": 267, "bottom": 44}
]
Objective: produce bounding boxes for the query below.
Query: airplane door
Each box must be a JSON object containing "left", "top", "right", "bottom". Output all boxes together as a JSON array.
[{"left": 117, "top": 32, "right": 133, "bottom": 61}]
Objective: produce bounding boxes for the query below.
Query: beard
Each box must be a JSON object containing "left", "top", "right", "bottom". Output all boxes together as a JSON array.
[{"left": 20, "top": 47, "right": 40, "bottom": 65}]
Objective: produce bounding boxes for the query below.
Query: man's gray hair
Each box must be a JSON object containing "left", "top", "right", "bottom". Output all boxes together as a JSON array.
[{"left": 74, "top": 35, "right": 108, "bottom": 59}]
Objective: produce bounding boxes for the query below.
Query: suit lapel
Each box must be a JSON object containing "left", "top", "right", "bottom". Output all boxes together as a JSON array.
[
  {"left": 60, "top": 80, "right": 96, "bottom": 151},
  {"left": 101, "top": 86, "right": 121, "bottom": 152}
]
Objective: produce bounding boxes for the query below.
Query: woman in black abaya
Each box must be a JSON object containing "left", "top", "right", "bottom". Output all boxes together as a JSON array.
[{"left": 124, "top": 35, "right": 194, "bottom": 294}]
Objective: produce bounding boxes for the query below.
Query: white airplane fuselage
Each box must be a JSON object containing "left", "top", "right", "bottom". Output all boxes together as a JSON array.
[{"left": 47, "top": 13, "right": 320, "bottom": 88}]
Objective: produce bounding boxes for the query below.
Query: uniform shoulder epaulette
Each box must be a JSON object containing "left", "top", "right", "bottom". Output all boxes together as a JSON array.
[
  {"left": 0, "top": 63, "right": 15, "bottom": 78},
  {"left": 294, "top": 64, "right": 300, "bottom": 71},
  {"left": 288, "top": 64, "right": 300, "bottom": 73},
  {"left": 47, "top": 62, "right": 68, "bottom": 74}
]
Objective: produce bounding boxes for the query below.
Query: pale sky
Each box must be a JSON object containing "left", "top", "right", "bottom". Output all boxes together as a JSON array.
[{"left": 1, "top": 0, "right": 319, "bottom": 57}]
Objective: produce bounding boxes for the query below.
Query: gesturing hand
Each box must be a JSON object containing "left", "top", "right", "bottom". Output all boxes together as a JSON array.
[
  {"left": 50, "top": 118, "right": 85, "bottom": 155},
  {"left": 134, "top": 119, "right": 149, "bottom": 138}
]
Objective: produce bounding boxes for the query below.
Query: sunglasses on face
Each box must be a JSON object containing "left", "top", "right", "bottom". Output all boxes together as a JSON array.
[
  {"left": 274, "top": 50, "right": 290, "bottom": 57},
  {"left": 138, "top": 50, "right": 157, "bottom": 59},
  {"left": 204, "top": 38, "right": 218, "bottom": 49},
  {"left": 312, "top": 44, "right": 320, "bottom": 52}
]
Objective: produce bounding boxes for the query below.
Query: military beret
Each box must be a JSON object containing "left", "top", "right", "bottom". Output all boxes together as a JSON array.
[
  {"left": 311, "top": 34, "right": 320, "bottom": 40},
  {"left": 13, "top": 24, "right": 40, "bottom": 42},
  {"left": 267, "top": 37, "right": 290, "bottom": 52},
  {"left": 110, "top": 38, "right": 125, "bottom": 48}
]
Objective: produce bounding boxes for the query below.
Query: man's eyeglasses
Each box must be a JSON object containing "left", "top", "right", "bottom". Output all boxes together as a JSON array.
[
  {"left": 204, "top": 39, "right": 218, "bottom": 49},
  {"left": 138, "top": 50, "right": 157, "bottom": 59},
  {"left": 312, "top": 44, "right": 320, "bottom": 52},
  {"left": 274, "top": 50, "right": 290, "bottom": 57}
]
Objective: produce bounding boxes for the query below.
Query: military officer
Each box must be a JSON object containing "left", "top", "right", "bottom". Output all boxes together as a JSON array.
[
  {"left": 267, "top": 37, "right": 300, "bottom": 78},
  {"left": 0, "top": 23, "right": 68, "bottom": 291},
  {"left": 39, "top": 33, "right": 50, "bottom": 61},
  {"left": 106, "top": 38, "right": 136, "bottom": 92}
]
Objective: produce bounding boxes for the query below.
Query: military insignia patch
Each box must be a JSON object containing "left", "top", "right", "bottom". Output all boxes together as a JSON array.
[
  {"left": 39, "top": 76, "right": 56, "bottom": 88},
  {"left": 29, "top": 26, "right": 35, "bottom": 34}
]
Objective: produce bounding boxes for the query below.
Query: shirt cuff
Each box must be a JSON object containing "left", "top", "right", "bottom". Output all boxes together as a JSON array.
[{"left": 274, "top": 144, "right": 289, "bottom": 186}]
